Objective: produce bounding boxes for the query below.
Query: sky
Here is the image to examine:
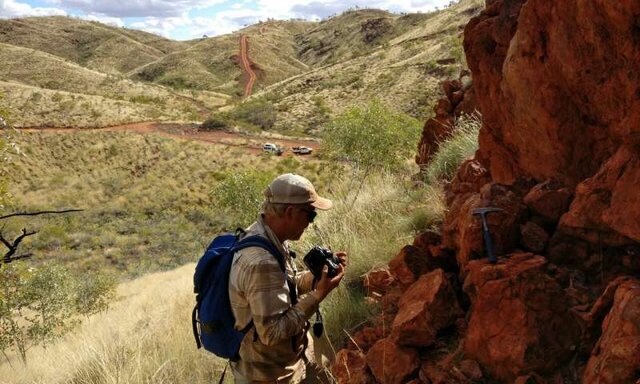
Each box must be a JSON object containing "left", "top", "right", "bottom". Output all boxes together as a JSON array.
[{"left": 0, "top": 0, "right": 456, "bottom": 40}]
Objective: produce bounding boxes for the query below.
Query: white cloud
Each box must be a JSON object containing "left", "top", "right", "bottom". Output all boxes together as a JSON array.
[
  {"left": 130, "top": 14, "right": 192, "bottom": 38},
  {"left": 1, "top": 0, "right": 454, "bottom": 39},
  {"left": 48, "top": 0, "right": 228, "bottom": 18},
  {"left": 0, "top": 0, "right": 66, "bottom": 17},
  {"left": 84, "top": 13, "right": 123, "bottom": 27}
]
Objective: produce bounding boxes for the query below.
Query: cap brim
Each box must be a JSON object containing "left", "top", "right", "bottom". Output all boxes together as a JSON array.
[{"left": 311, "top": 196, "right": 333, "bottom": 210}]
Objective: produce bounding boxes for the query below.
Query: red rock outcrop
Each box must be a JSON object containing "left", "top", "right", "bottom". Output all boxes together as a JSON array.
[
  {"left": 335, "top": 0, "right": 640, "bottom": 382},
  {"left": 392, "top": 269, "right": 461, "bottom": 347},
  {"left": 416, "top": 72, "right": 477, "bottom": 166},
  {"left": 582, "top": 278, "right": 640, "bottom": 384},
  {"left": 463, "top": 253, "right": 580, "bottom": 381}
]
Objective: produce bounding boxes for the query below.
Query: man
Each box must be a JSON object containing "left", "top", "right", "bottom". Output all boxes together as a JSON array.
[{"left": 228, "top": 173, "right": 346, "bottom": 383}]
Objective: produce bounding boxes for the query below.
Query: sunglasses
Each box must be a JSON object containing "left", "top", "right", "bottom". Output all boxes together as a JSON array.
[{"left": 298, "top": 207, "right": 317, "bottom": 223}]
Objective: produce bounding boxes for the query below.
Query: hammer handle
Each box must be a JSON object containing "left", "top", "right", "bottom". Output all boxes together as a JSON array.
[{"left": 483, "top": 227, "right": 497, "bottom": 264}]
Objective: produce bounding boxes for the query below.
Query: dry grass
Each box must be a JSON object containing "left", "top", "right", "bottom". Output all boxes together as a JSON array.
[
  {"left": 0, "top": 43, "right": 230, "bottom": 127},
  {"left": 252, "top": 0, "right": 484, "bottom": 133},
  {"left": 0, "top": 264, "right": 231, "bottom": 384},
  {"left": 0, "top": 122, "right": 455, "bottom": 381},
  {"left": 0, "top": 16, "right": 187, "bottom": 74},
  {"left": 0, "top": 0, "right": 481, "bottom": 131}
]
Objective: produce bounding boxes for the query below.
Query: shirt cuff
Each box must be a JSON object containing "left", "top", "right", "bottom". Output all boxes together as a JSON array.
[{"left": 296, "top": 291, "right": 321, "bottom": 319}]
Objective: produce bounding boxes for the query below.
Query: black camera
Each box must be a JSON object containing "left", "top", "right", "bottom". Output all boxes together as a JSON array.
[{"left": 303, "top": 246, "right": 342, "bottom": 279}]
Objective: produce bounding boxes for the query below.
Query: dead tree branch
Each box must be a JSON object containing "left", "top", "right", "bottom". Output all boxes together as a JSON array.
[
  {"left": 0, "top": 209, "right": 82, "bottom": 265},
  {"left": 2, "top": 228, "right": 37, "bottom": 264},
  {"left": 0, "top": 209, "right": 84, "bottom": 221}
]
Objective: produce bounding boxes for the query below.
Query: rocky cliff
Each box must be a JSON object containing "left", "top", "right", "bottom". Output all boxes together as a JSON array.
[{"left": 334, "top": 1, "right": 640, "bottom": 383}]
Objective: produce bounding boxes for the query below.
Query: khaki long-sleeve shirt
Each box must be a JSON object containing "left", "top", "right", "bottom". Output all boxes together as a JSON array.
[{"left": 229, "top": 216, "right": 320, "bottom": 382}]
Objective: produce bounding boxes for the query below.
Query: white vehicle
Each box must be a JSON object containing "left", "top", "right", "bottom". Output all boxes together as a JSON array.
[
  {"left": 292, "top": 146, "right": 313, "bottom": 155},
  {"left": 262, "top": 143, "right": 283, "bottom": 155}
]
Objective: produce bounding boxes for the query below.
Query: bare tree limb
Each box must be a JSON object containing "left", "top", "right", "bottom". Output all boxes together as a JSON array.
[
  {"left": 2, "top": 228, "right": 37, "bottom": 264},
  {"left": 0, "top": 209, "right": 83, "bottom": 221}
]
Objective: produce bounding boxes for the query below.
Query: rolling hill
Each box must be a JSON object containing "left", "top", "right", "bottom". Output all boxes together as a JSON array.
[{"left": 0, "top": 0, "right": 482, "bottom": 130}]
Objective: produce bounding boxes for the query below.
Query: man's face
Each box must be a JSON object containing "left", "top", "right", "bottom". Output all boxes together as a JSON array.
[{"left": 286, "top": 205, "right": 316, "bottom": 241}]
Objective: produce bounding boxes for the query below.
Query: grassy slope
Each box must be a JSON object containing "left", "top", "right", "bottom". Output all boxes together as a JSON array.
[
  {"left": 0, "top": 43, "right": 228, "bottom": 127},
  {"left": 0, "top": 138, "right": 446, "bottom": 384},
  {"left": 130, "top": 20, "right": 314, "bottom": 95},
  {"left": 2, "top": 130, "right": 333, "bottom": 276},
  {"left": 0, "top": 0, "right": 481, "bottom": 131},
  {"left": 0, "top": 16, "right": 188, "bottom": 74},
  {"left": 245, "top": 0, "right": 484, "bottom": 134},
  {"left": 0, "top": 264, "right": 232, "bottom": 384}
]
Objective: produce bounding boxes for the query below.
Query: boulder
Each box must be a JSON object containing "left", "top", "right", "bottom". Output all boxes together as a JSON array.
[
  {"left": 333, "top": 349, "right": 375, "bottom": 384},
  {"left": 346, "top": 326, "right": 386, "bottom": 353},
  {"left": 559, "top": 145, "right": 640, "bottom": 247},
  {"left": 520, "top": 221, "right": 549, "bottom": 253},
  {"left": 443, "top": 183, "right": 527, "bottom": 269},
  {"left": 388, "top": 245, "right": 432, "bottom": 285},
  {"left": 392, "top": 269, "right": 462, "bottom": 347},
  {"left": 362, "top": 268, "right": 394, "bottom": 297},
  {"left": 583, "top": 278, "right": 640, "bottom": 384},
  {"left": 462, "top": 253, "right": 580, "bottom": 382},
  {"left": 523, "top": 180, "right": 573, "bottom": 223},
  {"left": 366, "top": 338, "right": 420, "bottom": 384}
]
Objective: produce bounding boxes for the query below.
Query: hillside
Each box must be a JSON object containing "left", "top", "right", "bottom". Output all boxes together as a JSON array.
[
  {"left": 131, "top": 20, "right": 314, "bottom": 95},
  {"left": 0, "top": 16, "right": 188, "bottom": 74},
  {"left": 0, "top": 0, "right": 482, "bottom": 130},
  {"left": 253, "top": 0, "right": 483, "bottom": 134}
]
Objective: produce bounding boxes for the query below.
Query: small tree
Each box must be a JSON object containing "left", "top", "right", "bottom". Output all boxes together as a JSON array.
[
  {"left": 321, "top": 99, "right": 421, "bottom": 199},
  {"left": 230, "top": 97, "right": 277, "bottom": 130},
  {"left": 0, "top": 262, "right": 115, "bottom": 364},
  {"left": 210, "top": 169, "right": 276, "bottom": 227}
]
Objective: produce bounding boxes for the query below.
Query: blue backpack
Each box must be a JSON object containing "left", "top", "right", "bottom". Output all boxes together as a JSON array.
[{"left": 191, "top": 231, "right": 283, "bottom": 360}]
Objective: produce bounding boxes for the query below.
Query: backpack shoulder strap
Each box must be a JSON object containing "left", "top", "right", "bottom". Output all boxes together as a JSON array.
[
  {"left": 233, "top": 235, "right": 287, "bottom": 273},
  {"left": 233, "top": 235, "right": 298, "bottom": 305}
]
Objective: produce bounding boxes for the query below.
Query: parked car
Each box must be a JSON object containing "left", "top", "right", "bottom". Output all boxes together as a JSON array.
[
  {"left": 292, "top": 146, "right": 313, "bottom": 155},
  {"left": 263, "top": 142, "right": 284, "bottom": 155}
]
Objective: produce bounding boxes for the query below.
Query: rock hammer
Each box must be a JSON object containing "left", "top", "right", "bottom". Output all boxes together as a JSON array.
[{"left": 472, "top": 207, "right": 503, "bottom": 264}]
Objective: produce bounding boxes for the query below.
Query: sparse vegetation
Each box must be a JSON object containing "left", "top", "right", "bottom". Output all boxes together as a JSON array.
[
  {"left": 424, "top": 112, "right": 481, "bottom": 182},
  {"left": 0, "top": 0, "right": 482, "bottom": 130},
  {"left": 0, "top": 117, "right": 477, "bottom": 381},
  {"left": 321, "top": 99, "right": 421, "bottom": 198}
]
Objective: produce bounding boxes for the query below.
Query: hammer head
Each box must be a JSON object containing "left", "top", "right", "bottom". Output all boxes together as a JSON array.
[{"left": 472, "top": 207, "right": 503, "bottom": 217}]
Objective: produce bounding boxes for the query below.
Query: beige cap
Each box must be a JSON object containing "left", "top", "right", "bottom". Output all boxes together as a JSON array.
[{"left": 264, "top": 173, "right": 333, "bottom": 210}]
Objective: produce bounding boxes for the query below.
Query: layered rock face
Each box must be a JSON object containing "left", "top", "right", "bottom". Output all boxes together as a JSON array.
[{"left": 333, "top": 0, "right": 640, "bottom": 382}]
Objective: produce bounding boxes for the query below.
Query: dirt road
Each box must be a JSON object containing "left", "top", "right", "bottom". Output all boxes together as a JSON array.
[
  {"left": 19, "top": 122, "right": 319, "bottom": 155},
  {"left": 240, "top": 35, "right": 257, "bottom": 98}
]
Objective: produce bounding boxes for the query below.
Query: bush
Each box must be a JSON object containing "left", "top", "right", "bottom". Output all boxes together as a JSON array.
[
  {"left": 424, "top": 112, "right": 481, "bottom": 182},
  {"left": 0, "top": 262, "right": 115, "bottom": 363},
  {"left": 210, "top": 169, "right": 277, "bottom": 227},
  {"left": 322, "top": 100, "right": 421, "bottom": 172},
  {"left": 230, "top": 97, "right": 277, "bottom": 130},
  {"left": 201, "top": 115, "right": 229, "bottom": 130}
]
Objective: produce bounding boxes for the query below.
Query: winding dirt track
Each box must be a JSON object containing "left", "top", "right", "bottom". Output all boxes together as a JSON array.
[
  {"left": 240, "top": 35, "right": 257, "bottom": 97},
  {"left": 19, "top": 122, "right": 319, "bottom": 156}
]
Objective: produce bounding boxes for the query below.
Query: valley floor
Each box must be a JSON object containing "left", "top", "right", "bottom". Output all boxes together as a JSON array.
[{"left": 18, "top": 122, "right": 319, "bottom": 156}]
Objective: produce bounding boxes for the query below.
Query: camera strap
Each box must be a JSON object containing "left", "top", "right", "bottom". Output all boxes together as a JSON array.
[{"left": 313, "top": 310, "right": 323, "bottom": 338}]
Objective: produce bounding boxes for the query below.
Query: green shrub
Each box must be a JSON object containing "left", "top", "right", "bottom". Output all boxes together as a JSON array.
[
  {"left": 322, "top": 99, "right": 421, "bottom": 172},
  {"left": 210, "top": 169, "right": 277, "bottom": 228},
  {"left": 230, "top": 97, "right": 277, "bottom": 130},
  {"left": 424, "top": 112, "right": 481, "bottom": 182},
  {"left": 0, "top": 262, "right": 115, "bottom": 363},
  {"left": 201, "top": 115, "right": 229, "bottom": 130}
]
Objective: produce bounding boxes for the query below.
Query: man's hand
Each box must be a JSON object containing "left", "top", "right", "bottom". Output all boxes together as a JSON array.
[{"left": 315, "top": 252, "right": 347, "bottom": 301}]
